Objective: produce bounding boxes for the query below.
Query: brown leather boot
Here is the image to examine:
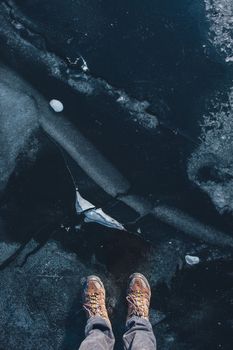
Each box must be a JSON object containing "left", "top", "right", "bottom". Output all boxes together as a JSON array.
[
  {"left": 126, "top": 273, "right": 151, "bottom": 320},
  {"left": 82, "top": 275, "right": 110, "bottom": 322}
]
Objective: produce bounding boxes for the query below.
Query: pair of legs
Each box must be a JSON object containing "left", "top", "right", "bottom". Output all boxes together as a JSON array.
[{"left": 79, "top": 273, "right": 156, "bottom": 350}]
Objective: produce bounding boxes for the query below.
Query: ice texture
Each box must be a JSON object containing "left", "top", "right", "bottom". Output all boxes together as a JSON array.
[
  {"left": 205, "top": 0, "right": 233, "bottom": 62},
  {"left": 188, "top": 88, "right": 233, "bottom": 213},
  {"left": 0, "top": 1, "right": 158, "bottom": 131},
  {"left": 188, "top": 0, "right": 233, "bottom": 213},
  {"left": 0, "top": 64, "right": 39, "bottom": 191}
]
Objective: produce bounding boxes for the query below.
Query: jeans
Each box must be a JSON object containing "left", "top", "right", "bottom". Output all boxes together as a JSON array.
[{"left": 79, "top": 316, "right": 156, "bottom": 350}]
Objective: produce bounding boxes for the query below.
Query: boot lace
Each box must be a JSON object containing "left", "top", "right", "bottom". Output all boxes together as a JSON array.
[
  {"left": 83, "top": 291, "right": 105, "bottom": 317},
  {"left": 127, "top": 289, "right": 149, "bottom": 318}
]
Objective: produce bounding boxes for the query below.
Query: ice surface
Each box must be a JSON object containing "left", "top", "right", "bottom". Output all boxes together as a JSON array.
[
  {"left": 0, "top": 241, "right": 21, "bottom": 265},
  {"left": 0, "top": 2, "right": 233, "bottom": 349},
  {"left": 188, "top": 0, "right": 233, "bottom": 211},
  {"left": 0, "top": 65, "right": 39, "bottom": 191},
  {"left": 0, "top": 62, "right": 128, "bottom": 232},
  {"left": 0, "top": 1, "right": 159, "bottom": 132},
  {"left": 205, "top": 0, "right": 233, "bottom": 62},
  {"left": 187, "top": 1, "right": 233, "bottom": 212},
  {"left": 188, "top": 88, "right": 233, "bottom": 213}
]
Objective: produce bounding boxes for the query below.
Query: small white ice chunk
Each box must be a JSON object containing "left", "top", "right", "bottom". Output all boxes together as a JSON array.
[
  {"left": 80, "top": 56, "right": 89, "bottom": 72},
  {"left": 81, "top": 63, "right": 89, "bottom": 72},
  {"left": 84, "top": 208, "right": 125, "bottom": 230},
  {"left": 185, "top": 255, "right": 200, "bottom": 266},
  {"left": 117, "top": 95, "right": 126, "bottom": 103},
  {"left": 75, "top": 189, "right": 95, "bottom": 214},
  {"left": 226, "top": 56, "right": 233, "bottom": 63},
  {"left": 49, "top": 99, "right": 64, "bottom": 112}
]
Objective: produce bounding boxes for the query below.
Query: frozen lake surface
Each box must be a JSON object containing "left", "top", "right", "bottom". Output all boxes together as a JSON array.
[{"left": 0, "top": 1, "right": 232, "bottom": 349}]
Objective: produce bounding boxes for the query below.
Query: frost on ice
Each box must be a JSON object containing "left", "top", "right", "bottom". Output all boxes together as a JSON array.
[
  {"left": 205, "top": 0, "right": 233, "bottom": 62},
  {"left": 188, "top": 88, "right": 233, "bottom": 213}
]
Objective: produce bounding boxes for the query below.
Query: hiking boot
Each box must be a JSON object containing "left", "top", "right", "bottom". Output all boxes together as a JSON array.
[
  {"left": 82, "top": 275, "right": 110, "bottom": 322},
  {"left": 126, "top": 273, "right": 151, "bottom": 320}
]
